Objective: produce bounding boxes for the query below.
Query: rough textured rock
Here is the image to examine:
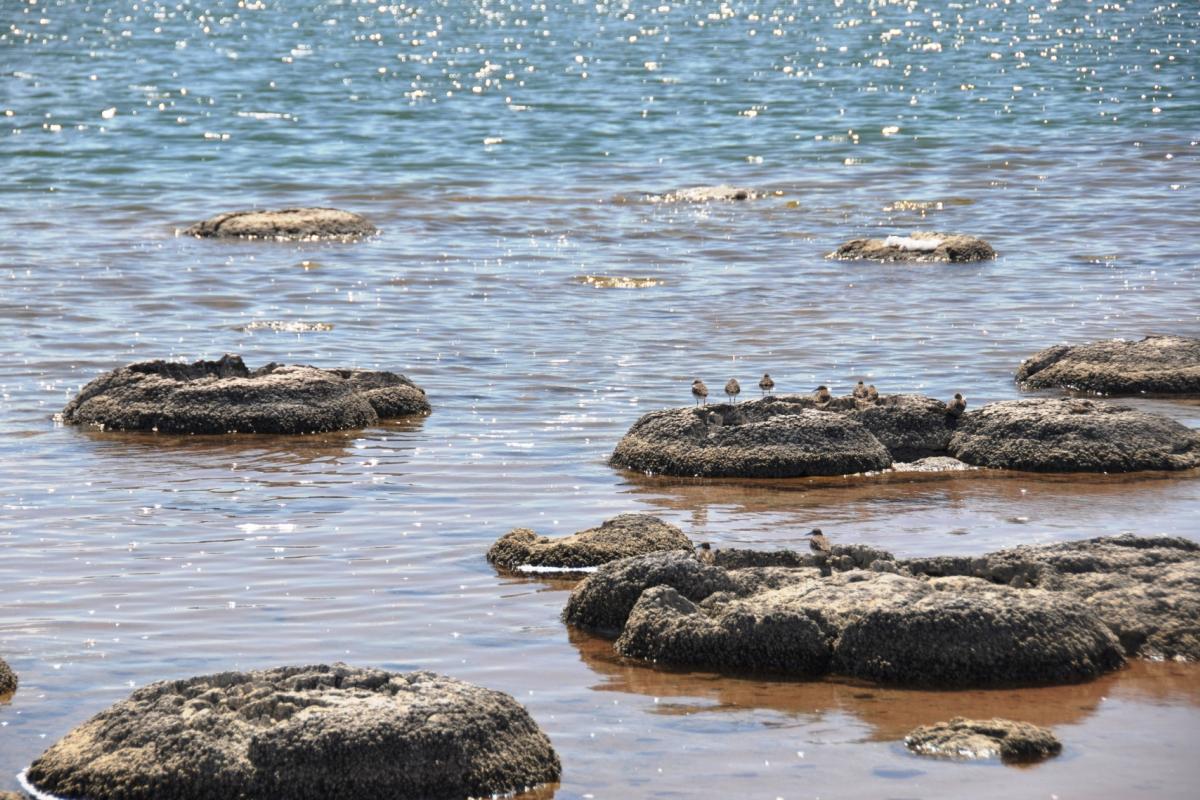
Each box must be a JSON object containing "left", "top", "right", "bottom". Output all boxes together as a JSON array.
[
  {"left": 844, "top": 393, "right": 957, "bottom": 461},
  {"left": 0, "top": 792, "right": 23, "bottom": 800},
  {"left": 905, "top": 717, "right": 1062, "bottom": 761},
  {"left": 0, "top": 656, "right": 16, "bottom": 695},
  {"left": 26, "top": 664, "right": 560, "bottom": 800},
  {"left": 610, "top": 398, "right": 893, "bottom": 478},
  {"left": 948, "top": 398, "right": 1200, "bottom": 472},
  {"left": 904, "top": 534, "right": 1200, "bottom": 660},
  {"left": 61, "top": 355, "right": 429, "bottom": 434},
  {"left": 830, "top": 232, "right": 996, "bottom": 263},
  {"left": 1016, "top": 335, "right": 1200, "bottom": 396},
  {"left": 487, "top": 514, "right": 693, "bottom": 570},
  {"left": 184, "top": 208, "right": 376, "bottom": 241},
  {"left": 648, "top": 185, "right": 759, "bottom": 203}
]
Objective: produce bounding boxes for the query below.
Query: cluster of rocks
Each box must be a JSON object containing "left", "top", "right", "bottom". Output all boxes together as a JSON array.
[
  {"left": 611, "top": 393, "right": 1200, "bottom": 478},
  {"left": 1017, "top": 335, "right": 1200, "bottom": 396},
  {"left": 23, "top": 664, "right": 560, "bottom": 800},
  {"left": 61, "top": 355, "right": 430, "bottom": 435},
  {"left": 0, "top": 656, "right": 15, "bottom": 696},
  {"left": 561, "top": 534, "right": 1198, "bottom": 686},
  {"left": 183, "top": 208, "right": 377, "bottom": 241},
  {"left": 830, "top": 232, "right": 996, "bottom": 263},
  {"left": 904, "top": 717, "right": 1062, "bottom": 762}
]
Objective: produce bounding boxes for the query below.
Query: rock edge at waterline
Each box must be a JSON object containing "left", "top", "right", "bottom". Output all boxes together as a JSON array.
[
  {"left": 61, "top": 354, "right": 430, "bottom": 435},
  {"left": 488, "top": 514, "right": 694, "bottom": 571},
  {"left": 183, "top": 208, "right": 377, "bottom": 241},
  {"left": 904, "top": 717, "right": 1062, "bottom": 762},
  {"left": 1016, "top": 335, "right": 1200, "bottom": 396},
  {"left": 25, "top": 663, "right": 561, "bottom": 800},
  {"left": 830, "top": 232, "right": 996, "bottom": 263}
]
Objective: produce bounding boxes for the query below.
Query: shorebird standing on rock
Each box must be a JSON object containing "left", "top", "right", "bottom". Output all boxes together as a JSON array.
[
  {"left": 853, "top": 381, "right": 869, "bottom": 400},
  {"left": 759, "top": 373, "right": 775, "bottom": 396},
  {"left": 696, "top": 542, "right": 716, "bottom": 565},
  {"left": 867, "top": 384, "right": 879, "bottom": 402},
  {"left": 808, "top": 528, "right": 831, "bottom": 555},
  {"left": 947, "top": 392, "right": 967, "bottom": 418},
  {"left": 692, "top": 379, "right": 708, "bottom": 406},
  {"left": 725, "top": 378, "right": 741, "bottom": 404},
  {"left": 814, "top": 385, "right": 832, "bottom": 404}
]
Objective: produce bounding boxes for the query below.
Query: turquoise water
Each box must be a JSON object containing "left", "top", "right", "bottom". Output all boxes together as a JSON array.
[{"left": 2, "top": 1, "right": 1199, "bottom": 798}]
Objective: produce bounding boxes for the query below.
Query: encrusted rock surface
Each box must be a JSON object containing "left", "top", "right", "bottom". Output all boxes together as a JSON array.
[
  {"left": 61, "top": 355, "right": 429, "bottom": 435},
  {"left": 947, "top": 398, "right": 1200, "bottom": 472},
  {"left": 843, "top": 393, "right": 957, "bottom": 461},
  {"left": 648, "top": 185, "right": 759, "bottom": 203},
  {"left": 25, "top": 664, "right": 560, "bottom": 800},
  {"left": 1016, "top": 335, "right": 1200, "bottom": 395},
  {"left": 0, "top": 656, "right": 16, "bottom": 695},
  {"left": 184, "top": 208, "right": 377, "bottom": 240},
  {"left": 487, "top": 514, "right": 693, "bottom": 571},
  {"left": 905, "top": 717, "right": 1062, "bottom": 761},
  {"left": 566, "top": 533, "right": 1200, "bottom": 685},
  {"left": 830, "top": 232, "right": 995, "bottom": 263}
]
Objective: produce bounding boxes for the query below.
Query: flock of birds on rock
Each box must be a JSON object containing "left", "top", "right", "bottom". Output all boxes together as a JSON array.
[{"left": 691, "top": 377, "right": 966, "bottom": 417}]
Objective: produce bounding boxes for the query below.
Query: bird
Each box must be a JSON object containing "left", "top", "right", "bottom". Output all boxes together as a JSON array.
[
  {"left": 696, "top": 542, "right": 716, "bottom": 564},
  {"left": 808, "top": 528, "right": 831, "bottom": 555},
  {"left": 814, "top": 385, "right": 831, "bottom": 404},
  {"left": 692, "top": 379, "right": 708, "bottom": 406},
  {"left": 947, "top": 392, "right": 966, "bottom": 418},
  {"left": 759, "top": 373, "right": 775, "bottom": 396},
  {"left": 725, "top": 378, "right": 741, "bottom": 404},
  {"left": 853, "top": 381, "right": 869, "bottom": 400},
  {"left": 866, "top": 384, "right": 879, "bottom": 402}
]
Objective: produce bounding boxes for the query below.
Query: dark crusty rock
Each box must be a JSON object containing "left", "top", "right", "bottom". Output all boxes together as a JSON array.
[
  {"left": 610, "top": 398, "right": 893, "bottom": 478},
  {"left": 25, "top": 664, "right": 560, "bottom": 800},
  {"left": 905, "top": 717, "right": 1062, "bottom": 762},
  {"left": 487, "top": 514, "right": 693, "bottom": 571},
  {"left": 830, "top": 232, "right": 995, "bottom": 263},
  {"left": 184, "top": 208, "right": 377, "bottom": 241},
  {"left": 947, "top": 398, "right": 1200, "bottom": 472},
  {"left": 844, "top": 393, "right": 957, "bottom": 461},
  {"left": 0, "top": 656, "right": 16, "bottom": 695},
  {"left": 903, "top": 534, "right": 1200, "bottom": 661},
  {"left": 1016, "top": 335, "right": 1200, "bottom": 396},
  {"left": 61, "top": 355, "right": 429, "bottom": 435}
]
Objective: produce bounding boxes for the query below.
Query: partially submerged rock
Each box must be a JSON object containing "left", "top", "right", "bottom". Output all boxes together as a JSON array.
[
  {"left": 830, "top": 232, "right": 995, "bottom": 263},
  {"left": 239, "top": 320, "right": 334, "bottom": 333},
  {"left": 0, "top": 656, "right": 16, "bottom": 695},
  {"left": 905, "top": 717, "right": 1062, "bottom": 762},
  {"left": 573, "top": 275, "right": 665, "bottom": 289},
  {"left": 487, "top": 514, "right": 693, "bottom": 571},
  {"left": 947, "top": 398, "right": 1200, "bottom": 472},
  {"left": 648, "top": 185, "right": 759, "bottom": 203},
  {"left": 62, "top": 355, "right": 430, "bottom": 435},
  {"left": 1016, "top": 335, "right": 1200, "bottom": 396},
  {"left": 566, "top": 532, "right": 1200, "bottom": 685},
  {"left": 184, "top": 207, "right": 377, "bottom": 241},
  {"left": 844, "top": 393, "right": 957, "bottom": 461},
  {"left": 25, "top": 664, "right": 560, "bottom": 800},
  {"left": 610, "top": 397, "right": 893, "bottom": 478}
]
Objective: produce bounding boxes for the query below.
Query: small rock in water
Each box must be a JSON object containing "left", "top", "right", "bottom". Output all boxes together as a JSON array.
[
  {"left": 0, "top": 655, "right": 16, "bottom": 695},
  {"left": 904, "top": 717, "right": 1062, "bottom": 762},
  {"left": 239, "top": 320, "right": 334, "bottom": 333},
  {"left": 184, "top": 207, "right": 377, "bottom": 241},
  {"left": 488, "top": 514, "right": 693, "bottom": 571},
  {"left": 574, "top": 274, "right": 665, "bottom": 289},
  {"left": 1016, "top": 334, "right": 1200, "bottom": 396},
  {"left": 647, "top": 185, "right": 760, "bottom": 203},
  {"left": 830, "top": 232, "right": 995, "bottom": 263}
]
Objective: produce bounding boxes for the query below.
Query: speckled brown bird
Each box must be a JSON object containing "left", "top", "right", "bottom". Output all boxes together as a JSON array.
[
  {"left": 853, "top": 380, "right": 869, "bottom": 400},
  {"left": 814, "top": 385, "right": 832, "bottom": 404},
  {"left": 696, "top": 542, "right": 716, "bottom": 564},
  {"left": 866, "top": 384, "right": 879, "bottom": 402},
  {"left": 692, "top": 379, "right": 708, "bottom": 406},
  {"left": 759, "top": 373, "right": 775, "bottom": 396},
  {"left": 947, "top": 392, "right": 967, "bottom": 418},
  {"left": 809, "top": 528, "right": 831, "bottom": 555},
  {"left": 725, "top": 378, "right": 741, "bottom": 404}
]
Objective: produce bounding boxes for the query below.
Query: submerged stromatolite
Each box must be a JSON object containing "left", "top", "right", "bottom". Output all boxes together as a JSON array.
[
  {"left": 183, "top": 207, "right": 377, "bottom": 240},
  {"left": 62, "top": 355, "right": 429, "bottom": 435},
  {"left": 905, "top": 717, "right": 1062, "bottom": 762},
  {"left": 488, "top": 514, "right": 694, "bottom": 571},
  {"left": 1016, "top": 335, "right": 1200, "bottom": 396},
  {"left": 25, "top": 664, "right": 560, "bottom": 800},
  {"left": 830, "top": 232, "right": 996, "bottom": 263}
]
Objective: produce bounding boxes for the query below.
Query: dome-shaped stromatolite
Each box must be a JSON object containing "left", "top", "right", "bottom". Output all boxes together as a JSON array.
[
  {"left": 905, "top": 717, "right": 1062, "bottom": 762},
  {"left": 830, "top": 232, "right": 995, "bottom": 263},
  {"left": 61, "top": 355, "right": 430, "bottom": 435},
  {"left": 0, "top": 656, "right": 16, "bottom": 695},
  {"left": 843, "top": 393, "right": 957, "bottom": 461},
  {"left": 184, "top": 207, "right": 377, "bottom": 240},
  {"left": 948, "top": 398, "right": 1200, "bottom": 472},
  {"left": 1016, "top": 335, "right": 1200, "bottom": 396},
  {"left": 488, "top": 513, "right": 693, "bottom": 571},
  {"left": 25, "top": 664, "right": 560, "bottom": 800},
  {"left": 610, "top": 399, "right": 893, "bottom": 478}
]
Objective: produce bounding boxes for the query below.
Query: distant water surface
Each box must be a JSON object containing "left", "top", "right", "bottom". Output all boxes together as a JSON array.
[{"left": 1, "top": 1, "right": 1199, "bottom": 797}]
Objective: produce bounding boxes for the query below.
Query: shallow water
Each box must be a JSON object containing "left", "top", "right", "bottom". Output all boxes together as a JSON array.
[{"left": 2, "top": 0, "right": 1199, "bottom": 797}]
